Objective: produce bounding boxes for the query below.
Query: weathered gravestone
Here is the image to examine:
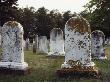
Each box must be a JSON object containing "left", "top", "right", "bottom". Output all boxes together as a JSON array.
[
  {"left": 25, "top": 38, "right": 30, "bottom": 50},
  {"left": 33, "top": 40, "right": 36, "bottom": 53},
  {"left": 38, "top": 36, "right": 48, "bottom": 53},
  {"left": 91, "top": 30, "right": 107, "bottom": 59},
  {"left": 0, "top": 26, "right": 2, "bottom": 47},
  {"left": 23, "top": 39, "right": 26, "bottom": 49},
  {"left": 0, "top": 34, "right": 1, "bottom": 47},
  {"left": 0, "top": 21, "right": 28, "bottom": 71},
  {"left": 33, "top": 34, "right": 39, "bottom": 53},
  {"left": 57, "top": 16, "right": 98, "bottom": 76},
  {"left": 105, "top": 37, "right": 110, "bottom": 45},
  {"left": 48, "top": 28, "right": 65, "bottom": 56}
]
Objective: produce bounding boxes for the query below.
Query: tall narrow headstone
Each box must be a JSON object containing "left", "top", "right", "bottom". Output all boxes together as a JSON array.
[
  {"left": 0, "top": 26, "right": 2, "bottom": 47},
  {"left": 38, "top": 36, "right": 48, "bottom": 53},
  {"left": 91, "top": 30, "right": 107, "bottom": 59},
  {"left": 25, "top": 38, "right": 29, "bottom": 50},
  {"left": 0, "top": 21, "right": 28, "bottom": 70},
  {"left": 48, "top": 28, "right": 65, "bottom": 56},
  {"left": 35, "top": 34, "right": 39, "bottom": 53},
  {"left": 57, "top": 16, "right": 97, "bottom": 75},
  {"left": 33, "top": 40, "right": 36, "bottom": 53}
]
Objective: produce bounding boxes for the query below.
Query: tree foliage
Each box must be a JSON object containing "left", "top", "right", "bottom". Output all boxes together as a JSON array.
[
  {"left": 82, "top": 0, "right": 110, "bottom": 37},
  {"left": 0, "top": 0, "right": 18, "bottom": 26}
]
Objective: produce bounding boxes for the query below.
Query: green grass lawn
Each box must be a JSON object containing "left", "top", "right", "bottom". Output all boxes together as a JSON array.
[{"left": 0, "top": 46, "right": 110, "bottom": 82}]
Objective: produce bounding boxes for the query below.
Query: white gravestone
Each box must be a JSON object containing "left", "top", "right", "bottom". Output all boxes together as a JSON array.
[
  {"left": 48, "top": 28, "right": 65, "bottom": 56},
  {"left": 23, "top": 39, "right": 26, "bottom": 49},
  {"left": 91, "top": 30, "right": 107, "bottom": 59},
  {"left": 105, "top": 37, "right": 110, "bottom": 45},
  {"left": 61, "top": 16, "right": 95, "bottom": 69},
  {"left": 0, "top": 21, "right": 28, "bottom": 70},
  {"left": 38, "top": 36, "right": 48, "bottom": 53}
]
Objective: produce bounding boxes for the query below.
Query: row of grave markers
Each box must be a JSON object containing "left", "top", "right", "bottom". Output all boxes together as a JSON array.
[{"left": 0, "top": 15, "right": 107, "bottom": 74}]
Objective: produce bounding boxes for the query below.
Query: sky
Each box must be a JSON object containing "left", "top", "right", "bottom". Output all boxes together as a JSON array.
[{"left": 17, "top": 0, "right": 89, "bottom": 13}]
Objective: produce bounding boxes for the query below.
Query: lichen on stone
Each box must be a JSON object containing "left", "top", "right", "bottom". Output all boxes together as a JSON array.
[
  {"left": 66, "top": 16, "right": 91, "bottom": 33},
  {"left": 5, "top": 21, "right": 18, "bottom": 28}
]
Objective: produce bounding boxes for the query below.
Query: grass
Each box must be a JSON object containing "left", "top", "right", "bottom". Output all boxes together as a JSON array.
[{"left": 0, "top": 46, "right": 110, "bottom": 82}]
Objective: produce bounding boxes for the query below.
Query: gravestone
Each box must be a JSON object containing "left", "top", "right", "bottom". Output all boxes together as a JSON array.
[
  {"left": 38, "top": 36, "right": 48, "bottom": 53},
  {"left": 57, "top": 16, "right": 98, "bottom": 76},
  {"left": 105, "top": 37, "right": 110, "bottom": 45},
  {"left": 0, "top": 26, "right": 2, "bottom": 47},
  {"left": 35, "top": 35, "right": 39, "bottom": 53},
  {"left": 23, "top": 39, "right": 26, "bottom": 49},
  {"left": 25, "top": 38, "right": 29, "bottom": 50},
  {"left": 0, "top": 34, "right": 1, "bottom": 47},
  {"left": 48, "top": 28, "right": 65, "bottom": 56},
  {"left": 0, "top": 21, "right": 28, "bottom": 71},
  {"left": 33, "top": 40, "right": 36, "bottom": 53},
  {"left": 33, "top": 35, "right": 39, "bottom": 53},
  {"left": 91, "top": 30, "right": 107, "bottom": 59}
]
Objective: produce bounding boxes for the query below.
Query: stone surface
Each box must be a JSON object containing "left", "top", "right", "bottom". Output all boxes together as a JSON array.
[
  {"left": 0, "top": 21, "right": 28, "bottom": 70},
  {"left": 48, "top": 28, "right": 65, "bottom": 56},
  {"left": 91, "top": 30, "right": 107, "bottom": 59},
  {"left": 61, "top": 15, "right": 95, "bottom": 68},
  {"left": 38, "top": 36, "right": 48, "bottom": 53}
]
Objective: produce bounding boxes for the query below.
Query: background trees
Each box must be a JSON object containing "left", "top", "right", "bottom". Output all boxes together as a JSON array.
[
  {"left": 82, "top": 0, "right": 110, "bottom": 37},
  {"left": 0, "top": 0, "right": 18, "bottom": 26},
  {"left": 1, "top": 0, "right": 110, "bottom": 39}
]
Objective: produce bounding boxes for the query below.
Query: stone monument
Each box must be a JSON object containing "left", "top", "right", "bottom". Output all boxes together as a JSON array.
[
  {"left": 57, "top": 15, "right": 98, "bottom": 76},
  {"left": 91, "top": 30, "right": 107, "bottom": 59},
  {"left": 38, "top": 36, "right": 48, "bottom": 53},
  {"left": 0, "top": 21, "right": 28, "bottom": 71},
  {"left": 48, "top": 28, "right": 65, "bottom": 56}
]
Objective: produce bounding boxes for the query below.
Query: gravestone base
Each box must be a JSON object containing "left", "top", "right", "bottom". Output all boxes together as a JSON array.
[
  {"left": 0, "top": 67, "right": 30, "bottom": 75},
  {"left": 0, "top": 62, "right": 28, "bottom": 70},
  {"left": 92, "top": 55, "right": 107, "bottom": 59},
  {"left": 48, "top": 52, "right": 65, "bottom": 56},
  {"left": 99, "top": 56, "right": 107, "bottom": 59},
  {"left": 56, "top": 66, "right": 98, "bottom": 78},
  {"left": 46, "top": 55, "right": 64, "bottom": 58}
]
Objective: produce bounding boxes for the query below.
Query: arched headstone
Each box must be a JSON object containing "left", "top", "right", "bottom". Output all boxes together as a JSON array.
[
  {"left": 91, "top": 30, "right": 107, "bottom": 59},
  {"left": 0, "top": 21, "right": 28, "bottom": 70},
  {"left": 48, "top": 28, "right": 65, "bottom": 56},
  {"left": 38, "top": 36, "right": 48, "bottom": 53},
  {"left": 61, "top": 15, "right": 96, "bottom": 71}
]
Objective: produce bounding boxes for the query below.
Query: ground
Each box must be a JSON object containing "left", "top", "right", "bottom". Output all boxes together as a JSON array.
[{"left": 0, "top": 46, "right": 110, "bottom": 82}]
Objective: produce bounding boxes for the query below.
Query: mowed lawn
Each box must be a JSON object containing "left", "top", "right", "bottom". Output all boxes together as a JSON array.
[{"left": 0, "top": 46, "right": 110, "bottom": 82}]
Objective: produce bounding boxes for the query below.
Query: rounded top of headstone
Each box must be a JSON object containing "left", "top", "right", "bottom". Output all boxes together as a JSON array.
[
  {"left": 4, "top": 21, "right": 19, "bottom": 27},
  {"left": 51, "top": 28, "right": 63, "bottom": 34},
  {"left": 39, "top": 36, "right": 47, "bottom": 39},
  {"left": 92, "top": 30, "right": 105, "bottom": 37},
  {"left": 3, "top": 21, "right": 23, "bottom": 29},
  {"left": 66, "top": 15, "right": 91, "bottom": 33},
  {"left": 2, "top": 21, "right": 24, "bottom": 34}
]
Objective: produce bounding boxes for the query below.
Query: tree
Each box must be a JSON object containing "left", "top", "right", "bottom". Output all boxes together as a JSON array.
[
  {"left": 0, "top": 0, "right": 18, "bottom": 26},
  {"left": 82, "top": 0, "right": 110, "bottom": 36}
]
